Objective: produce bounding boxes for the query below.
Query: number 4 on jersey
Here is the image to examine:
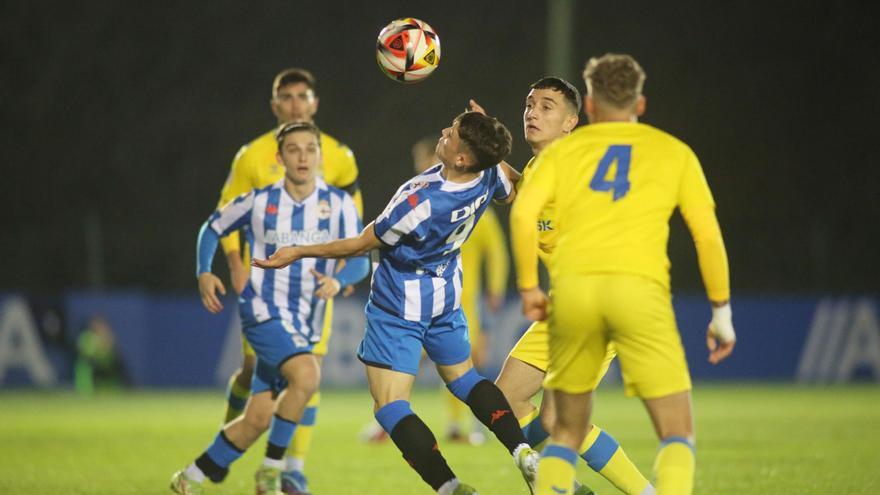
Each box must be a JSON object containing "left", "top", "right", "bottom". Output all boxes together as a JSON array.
[{"left": 590, "top": 144, "right": 632, "bottom": 201}]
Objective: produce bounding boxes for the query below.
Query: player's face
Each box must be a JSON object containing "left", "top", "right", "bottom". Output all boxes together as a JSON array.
[
  {"left": 272, "top": 82, "right": 319, "bottom": 124},
  {"left": 435, "top": 120, "right": 471, "bottom": 169},
  {"left": 523, "top": 88, "right": 578, "bottom": 150},
  {"left": 277, "top": 131, "right": 321, "bottom": 185}
]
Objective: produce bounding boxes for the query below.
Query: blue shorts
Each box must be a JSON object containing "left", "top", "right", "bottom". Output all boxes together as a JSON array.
[
  {"left": 243, "top": 318, "right": 313, "bottom": 394},
  {"left": 357, "top": 301, "right": 472, "bottom": 375}
]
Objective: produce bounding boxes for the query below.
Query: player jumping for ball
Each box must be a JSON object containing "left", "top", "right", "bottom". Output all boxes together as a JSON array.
[{"left": 255, "top": 112, "right": 540, "bottom": 495}]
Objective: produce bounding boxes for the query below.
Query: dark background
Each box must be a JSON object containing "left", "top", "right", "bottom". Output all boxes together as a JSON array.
[{"left": 2, "top": 1, "right": 878, "bottom": 294}]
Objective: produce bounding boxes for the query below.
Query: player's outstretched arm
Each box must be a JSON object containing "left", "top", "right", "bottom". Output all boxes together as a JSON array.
[
  {"left": 253, "top": 222, "right": 383, "bottom": 270},
  {"left": 196, "top": 222, "right": 227, "bottom": 313},
  {"left": 468, "top": 98, "right": 522, "bottom": 199}
]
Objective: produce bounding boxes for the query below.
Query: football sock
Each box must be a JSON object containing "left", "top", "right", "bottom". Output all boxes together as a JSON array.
[
  {"left": 376, "top": 400, "right": 456, "bottom": 490},
  {"left": 287, "top": 391, "right": 319, "bottom": 470},
  {"left": 195, "top": 431, "right": 243, "bottom": 483},
  {"left": 447, "top": 368, "right": 526, "bottom": 454},
  {"left": 223, "top": 375, "right": 250, "bottom": 423},
  {"left": 536, "top": 443, "right": 578, "bottom": 495},
  {"left": 183, "top": 463, "right": 206, "bottom": 483},
  {"left": 653, "top": 436, "right": 694, "bottom": 495},
  {"left": 519, "top": 407, "right": 550, "bottom": 449},
  {"left": 581, "top": 425, "right": 653, "bottom": 495},
  {"left": 265, "top": 414, "right": 297, "bottom": 469}
]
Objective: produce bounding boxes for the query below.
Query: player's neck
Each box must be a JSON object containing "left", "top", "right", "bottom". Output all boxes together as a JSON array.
[
  {"left": 591, "top": 111, "right": 638, "bottom": 123},
  {"left": 440, "top": 163, "right": 480, "bottom": 184},
  {"left": 284, "top": 178, "right": 316, "bottom": 202}
]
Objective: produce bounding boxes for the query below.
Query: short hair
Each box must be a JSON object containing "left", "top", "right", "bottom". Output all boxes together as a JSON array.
[
  {"left": 530, "top": 76, "right": 582, "bottom": 113},
  {"left": 455, "top": 112, "right": 512, "bottom": 171},
  {"left": 275, "top": 121, "right": 322, "bottom": 149},
  {"left": 272, "top": 68, "right": 316, "bottom": 96},
  {"left": 583, "top": 54, "right": 646, "bottom": 109}
]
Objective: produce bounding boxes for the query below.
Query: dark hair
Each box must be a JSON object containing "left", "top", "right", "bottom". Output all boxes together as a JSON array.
[
  {"left": 530, "top": 76, "right": 582, "bottom": 113},
  {"left": 272, "top": 68, "right": 316, "bottom": 95},
  {"left": 455, "top": 112, "right": 512, "bottom": 171},
  {"left": 275, "top": 121, "right": 322, "bottom": 148}
]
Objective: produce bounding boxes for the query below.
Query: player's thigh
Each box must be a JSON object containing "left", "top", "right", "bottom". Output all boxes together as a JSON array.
[
  {"left": 606, "top": 276, "right": 691, "bottom": 399},
  {"left": 365, "top": 365, "right": 417, "bottom": 410},
  {"left": 543, "top": 276, "right": 610, "bottom": 395},
  {"left": 357, "top": 302, "right": 424, "bottom": 375},
  {"left": 424, "top": 309, "right": 472, "bottom": 373},
  {"left": 312, "top": 297, "right": 334, "bottom": 357},
  {"left": 496, "top": 353, "right": 546, "bottom": 405},
  {"left": 244, "top": 319, "right": 313, "bottom": 395}
]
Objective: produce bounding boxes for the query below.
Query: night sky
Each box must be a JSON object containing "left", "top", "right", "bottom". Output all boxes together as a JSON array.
[{"left": 2, "top": 1, "right": 878, "bottom": 293}]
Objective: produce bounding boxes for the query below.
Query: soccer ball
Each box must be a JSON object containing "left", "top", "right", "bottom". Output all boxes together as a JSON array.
[{"left": 375, "top": 18, "right": 441, "bottom": 83}]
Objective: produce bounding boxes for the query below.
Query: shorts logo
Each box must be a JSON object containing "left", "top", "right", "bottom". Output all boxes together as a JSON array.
[
  {"left": 292, "top": 334, "right": 309, "bottom": 348},
  {"left": 266, "top": 204, "right": 278, "bottom": 215},
  {"left": 316, "top": 200, "right": 331, "bottom": 220}
]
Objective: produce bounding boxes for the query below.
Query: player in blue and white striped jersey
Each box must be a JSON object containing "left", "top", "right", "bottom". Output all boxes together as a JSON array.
[
  {"left": 171, "top": 122, "right": 369, "bottom": 495},
  {"left": 254, "top": 112, "right": 542, "bottom": 495}
]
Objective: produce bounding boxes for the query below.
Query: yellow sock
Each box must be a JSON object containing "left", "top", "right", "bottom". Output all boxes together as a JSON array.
[
  {"left": 580, "top": 425, "right": 652, "bottom": 494},
  {"left": 444, "top": 386, "right": 465, "bottom": 432},
  {"left": 653, "top": 437, "right": 694, "bottom": 495},
  {"left": 223, "top": 375, "right": 250, "bottom": 423},
  {"left": 518, "top": 407, "right": 550, "bottom": 450},
  {"left": 288, "top": 391, "right": 320, "bottom": 465},
  {"left": 536, "top": 444, "right": 578, "bottom": 495}
]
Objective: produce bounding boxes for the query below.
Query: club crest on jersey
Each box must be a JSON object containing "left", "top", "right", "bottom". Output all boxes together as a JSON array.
[
  {"left": 316, "top": 200, "right": 331, "bottom": 220},
  {"left": 265, "top": 204, "right": 279, "bottom": 215},
  {"left": 450, "top": 191, "right": 489, "bottom": 222}
]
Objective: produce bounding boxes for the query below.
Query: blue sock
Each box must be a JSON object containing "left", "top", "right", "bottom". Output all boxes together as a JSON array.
[
  {"left": 445, "top": 368, "right": 484, "bottom": 402},
  {"left": 195, "top": 431, "right": 243, "bottom": 482},
  {"left": 266, "top": 414, "right": 297, "bottom": 461},
  {"left": 375, "top": 400, "right": 415, "bottom": 433},
  {"left": 521, "top": 413, "right": 550, "bottom": 447}
]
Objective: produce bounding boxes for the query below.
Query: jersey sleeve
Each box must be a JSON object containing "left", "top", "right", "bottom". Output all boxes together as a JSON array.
[
  {"left": 208, "top": 191, "right": 255, "bottom": 238},
  {"left": 677, "top": 148, "right": 730, "bottom": 302},
  {"left": 511, "top": 153, "right": 557, "bottom": 289},
  {"left": 218, "top": 146, "right": 255, "bottom": 255},
  {"left": 491, "top": 164, "right": 514, "bottom": 201},
  {"left": 374, "top": 187, "right": 432, "bottom": 247}
]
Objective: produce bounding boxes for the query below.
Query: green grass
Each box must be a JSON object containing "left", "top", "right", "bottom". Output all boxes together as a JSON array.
[{"left": 1, "top": 385, "right": 878, "bottom": 494}]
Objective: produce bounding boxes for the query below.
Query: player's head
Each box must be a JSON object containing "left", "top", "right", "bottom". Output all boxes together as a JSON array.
[
  {"left": 275, "top": 121, "right": 322, "bottom": 186},
  {"left": 436, "top": 112, "right": 512, "bottom": 173},
  {"left": 271, "top": 68, "right": 320, "bottom": 125},
  {"left": 582, "top": 53, "right": 646, "bottom": 122},
  {"left": 412, "top": 136, "right": 439, "bottom": 174},
  {"left": 523, "top": 76, "right": 581, "bottom": 152}
]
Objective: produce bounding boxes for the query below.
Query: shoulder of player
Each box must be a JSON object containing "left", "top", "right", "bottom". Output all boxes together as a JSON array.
[
  {"left": 234, "top": 130, "right": 277, "bottom": 163},
  {"left": 320, "top": 131, "right": 355, "bottom": 157}
]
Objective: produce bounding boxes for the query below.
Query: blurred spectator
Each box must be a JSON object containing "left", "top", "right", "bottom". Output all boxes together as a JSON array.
[{"left": 74, "top": 315, "right": 127, "bottom": 394}]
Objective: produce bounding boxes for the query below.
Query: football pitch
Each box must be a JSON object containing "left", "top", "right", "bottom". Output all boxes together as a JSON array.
[{"left": 1, "top": 384, "right": 878, "bottom": 494}]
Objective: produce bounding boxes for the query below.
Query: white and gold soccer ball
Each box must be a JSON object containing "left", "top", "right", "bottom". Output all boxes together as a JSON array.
[{"left": 375, "top": 18, "right": 441, "bottom": 83}]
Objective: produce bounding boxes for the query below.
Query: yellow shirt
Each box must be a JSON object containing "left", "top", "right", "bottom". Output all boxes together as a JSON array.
[
  {"left": 461, "top": 207, "right": 509, "bottom": 302},
  {"left": 519, "top": 156, "right": 557, "bottom": 268},
  {"left": 218, "top": 129, "right": 361, "bottom": 255},
  {"left": 511, "top": 121, "right": 729, "bottom": 301}
]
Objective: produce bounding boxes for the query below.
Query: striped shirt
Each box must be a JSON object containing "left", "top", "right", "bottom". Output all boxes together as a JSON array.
[
  {"left": 208, "top": 178, "right": 361, "bottom": 340},
  {"left": 371, "top": 163, "right": 512, "bottom": 322}
]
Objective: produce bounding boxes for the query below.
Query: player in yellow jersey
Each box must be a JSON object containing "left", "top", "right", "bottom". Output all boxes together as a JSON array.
[
  {"left": 474, "top": 78, "right": 652, "bottom": 494},
  {"left": 414, "top": 136, "right": 509, "bottom": 444},
  {"left": 511, "top": 55, "right": 736, "bottom": 495},
  {"left": 217, "top": 68, "right": 362, "bottom": 495}
]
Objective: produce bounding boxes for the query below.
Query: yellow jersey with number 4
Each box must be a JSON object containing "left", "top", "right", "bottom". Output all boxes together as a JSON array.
[{"left": 514, "top": 121, "right": 728, "bottom": 300}]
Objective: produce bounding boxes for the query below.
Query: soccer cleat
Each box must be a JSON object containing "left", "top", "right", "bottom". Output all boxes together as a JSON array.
[
  {"left": 255, "top": 465, "right": 283, "bottom": 495},
  {"left": 280, "top": 470, "right": 311, "bottom": 495},
  {"left": 169, "top": 470, "right": 203, "bottom": 495},
  {"left": 573, "top": 480, "right": 596, "bottom": 495},
  {"left": 452, "top": 483, "right": 479, "bottom": 495},
  {"left": 514, "top": 445, "right": 540, "bottom": 495}
]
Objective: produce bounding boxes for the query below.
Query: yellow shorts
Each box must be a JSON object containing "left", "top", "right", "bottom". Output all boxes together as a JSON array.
[
  {"left": 509, "top": 320, "right": 616, "bottom": 390},
  {"left": 241, "top": 298, "right": 335, "bottom": 358},
  {"left": 543, "top": 274, "right": 692, "bottom": 399}
]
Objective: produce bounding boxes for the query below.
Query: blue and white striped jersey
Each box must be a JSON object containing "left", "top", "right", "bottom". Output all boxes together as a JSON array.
[
  {"left": 208, "top": 178, "right": 362, "bottom": 341},
  {"left": 371, "top": 163, "right": 513, "bottom": 322}
]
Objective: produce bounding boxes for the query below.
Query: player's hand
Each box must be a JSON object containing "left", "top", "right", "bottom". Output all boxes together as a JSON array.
[
  {"left": 519, "top": 287, "right": 549, "bottom": 321},
  {"left": 252, "top": 246, "right": 302, "bottom": 270},
  {"left": 342, "top": 285, "right": 356, "bottom": 297},
  {"left": 311, "top": 268, "right": 342, "bottom": 299},
  {"left": 468, "top": 99, "right": 487, "bottom": 115},
  {"left": 486, "top": 293, "right": 503, "bottom": 313},
  {"left": 198, "top": 272, "right": 226, "bottom": 314},
  {"left": 706, "top": 302, "right": 736, "bottom": 364}
]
